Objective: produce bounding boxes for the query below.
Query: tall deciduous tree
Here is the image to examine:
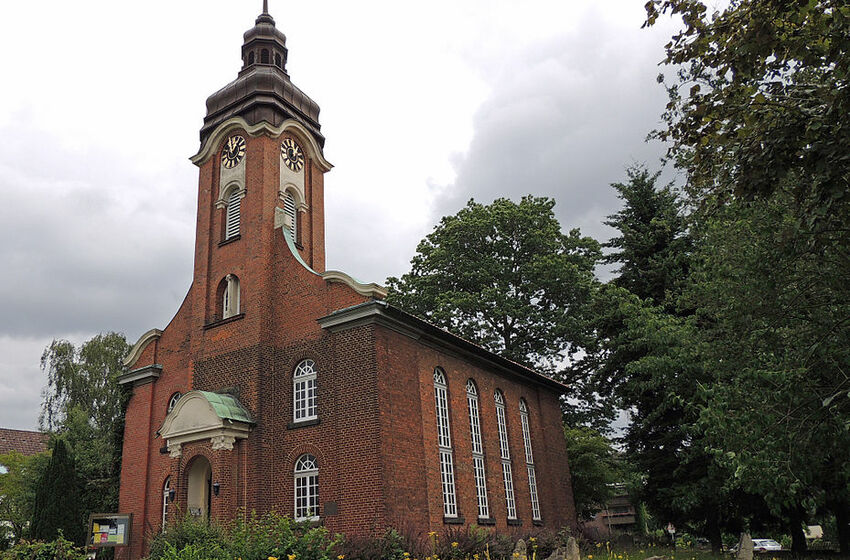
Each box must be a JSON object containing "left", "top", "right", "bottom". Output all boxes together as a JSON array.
[
  {"left": 386, "top": 196, "right": 607, "bottom": 428},
  {"left": 30, "top": 439, "right": 82, "bottom": 544}
]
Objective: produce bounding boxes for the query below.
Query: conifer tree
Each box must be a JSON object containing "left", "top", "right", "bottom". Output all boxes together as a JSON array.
[{"left": 30, "top": 439, "right": 83, "bottom": 545}]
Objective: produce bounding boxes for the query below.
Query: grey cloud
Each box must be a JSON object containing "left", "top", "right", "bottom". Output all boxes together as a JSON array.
[{"left": 434, "top": 24, "right": 672, "bottom": 243}]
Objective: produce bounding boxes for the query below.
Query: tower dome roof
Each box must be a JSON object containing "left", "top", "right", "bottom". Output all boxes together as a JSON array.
[{"left": 199, "top": 3, "right": 323, "bottom": 147}]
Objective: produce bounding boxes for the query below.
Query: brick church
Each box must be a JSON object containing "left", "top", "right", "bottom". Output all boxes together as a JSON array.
[{"left": 117, "top": 5, "right": 577, "bottom": 558}]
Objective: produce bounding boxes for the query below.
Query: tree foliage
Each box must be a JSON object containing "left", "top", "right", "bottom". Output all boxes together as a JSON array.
[
  {"left": 0, "top": 451, "right": 49, "bottom": 544},
  {"left": 30, "top": 439, "right": 83, "bottom": 545},
  {"left": 563, "top": 426, "right": 621, "bottom": 520},
  {"left": 646, "top": 0, "right": 850, "bottom": 221},
  {"left": 387, "top": 196, "right": 600, "bottom": 372},
  {"left": 38, "top": 333, "right": 130, "bottom": 533}
]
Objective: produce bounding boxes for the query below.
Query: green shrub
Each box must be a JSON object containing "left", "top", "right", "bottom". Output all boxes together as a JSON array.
[
  {"left": 0, "top": 535, "right": 88, "bottom": 560},
  {"left": 146, "top": 510, "right": 339, "bottom": 560}
]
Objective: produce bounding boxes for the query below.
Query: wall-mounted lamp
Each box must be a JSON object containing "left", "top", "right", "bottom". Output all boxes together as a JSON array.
[
  {"left": 212, "top": 482, "right": 220, "bottom": 496},
  {"left": 168, "top": 489, "right": 176, "bottom": 502}
]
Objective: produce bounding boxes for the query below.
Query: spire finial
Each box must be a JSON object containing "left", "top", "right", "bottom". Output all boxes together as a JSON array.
[
  {"left": 263, "top": 0, "right": 269, "bottom": 14},
  {"left": 255, "top": 0, "right": 274, "bottom": 25}
]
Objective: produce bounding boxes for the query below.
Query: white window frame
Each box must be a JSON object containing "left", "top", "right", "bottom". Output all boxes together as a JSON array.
[
  {"left": 222, "top": 274, "right": 240, "bottom": 319},
  {"left": 434, "top": 368, "right": 458, "bottom": 518},
  {"left": 495, "top": 389, "right": 516, "bottom": 519},
  {"left": 520, "top": 399, "right": 541, "bottom": 520},
  {"left": 167, "top": 392, "right": 181, "bottom": 414},
  {"left": 293, "top": 359, "right": 318, "bottom": 422},
  {"left": 225, "top": 188, "right": 241, "bottom": 239},
  {"left": 162, "top": 477, "right": 171, "bottom": 531},
  {"left": 294, "top": 454, "right": 319, "bottom": 521},
  {"left": 466, "top": 379, "right": 490, "bottom": 519}
]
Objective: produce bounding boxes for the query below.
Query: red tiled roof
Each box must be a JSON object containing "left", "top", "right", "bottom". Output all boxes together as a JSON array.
[{"left": 0, "top": 428, "right": 48, "bottom": 456}]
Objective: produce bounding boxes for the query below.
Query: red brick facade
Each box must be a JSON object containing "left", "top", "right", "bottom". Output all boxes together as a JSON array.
[{"left": 116, "top": 9, "right": 577, "bottom": 559}]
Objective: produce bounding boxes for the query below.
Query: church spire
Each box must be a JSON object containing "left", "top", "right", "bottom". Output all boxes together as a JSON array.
[{"left": 256, "top": 0, "right": 275, "bottom": 25}]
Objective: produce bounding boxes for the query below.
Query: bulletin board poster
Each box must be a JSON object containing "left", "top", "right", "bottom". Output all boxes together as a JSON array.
[{"left": 87, "top": 513, "right": 132, "bottom": 548}]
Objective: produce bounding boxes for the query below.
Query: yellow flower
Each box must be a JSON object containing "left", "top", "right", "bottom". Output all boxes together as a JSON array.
[
  {"left": 529, "top": 538, "right": 536, "bottom": 542},
  {"left": 596, "top": 543, "right": 603, "bottom": 548},
  {"left": 288, "top": 555, "right": 297, "bottom": 560},
  {"left": 404, "top": 554, "right": 410, "bottom": 558},
  {"left": 588, "top": 555, "right": 594, "bottom": 559},
  {"left": 429, "top": 532, "right": 437, "bottom": 537},
  {"left": 338, "top": 556, "right": 346, "bottom": 560},
  {"left": 268, "top": 557, "right": 277, "bottom": 560},
  {"left": 452, "top": 542, "right": 459, "bottom": 548}
]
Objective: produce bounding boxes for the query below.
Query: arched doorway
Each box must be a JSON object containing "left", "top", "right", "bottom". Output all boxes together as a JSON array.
[{"left": 186, "top": 456, "right": 212, "bottom": 520}]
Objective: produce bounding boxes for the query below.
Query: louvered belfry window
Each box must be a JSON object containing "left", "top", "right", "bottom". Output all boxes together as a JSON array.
[
  {"left": 434, "top": 368, "right": 458, "bottom": 518},
  {"left": 467, "top": 379, "right": 490, "bottom": 519},
  {"left": 520, "top": 399, "right": 541, "bottom": 520},
  {"left": 225, "top": 189, "right": 241, "bottom": 239},
  {"left": 495, "top": 389, "right": 517, "bottom": 519},
  {"left": 284, "top": 191, "right": 297, "bottom": 240}
]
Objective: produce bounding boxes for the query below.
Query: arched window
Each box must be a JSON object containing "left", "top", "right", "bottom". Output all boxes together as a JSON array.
[
  {"left": 494, "top": 389, "right": 516, "bottom": 519},
  {"left": 275, "top": 53, "right": 282, "bottom": 68},
  {"left": 162, "top": 477, "right": 171, "bottom": 531},
  {"left": 293, "top": 359, "right": 317, "bottom": 422},
  {"left": 224, "top": 188, "right": 241, "bottom": 240},
  {"left": 467, "top": 379, "right": 490, "bottom": 519},
  {"left": 284, "top": 191, "right": 297, "bottom": 241},
  {"left": 167, "top": 392, "right": 182, "bottom": 413},
  {"left": 433, "top": 368, "right": 457, "bottom": 518},
  {"left": 222, "top": 274, "right": 240, "bottom": 319},
  {"left": 248, "top": 51, "right": 255, "bottom": 65},
  {"left": 261, "top": 49, "right": 270, "bottom": 64},
  {"left": 294, "top": 454, "right": 319, "bottom": 520},
  {"left": 519, "top": 399, "right": 541, "bottom": 520}
]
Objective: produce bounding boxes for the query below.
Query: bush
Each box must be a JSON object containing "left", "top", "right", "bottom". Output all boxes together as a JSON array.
[
  {"left": 146, "top": 511, "right": 340, "bottom": 560},
  {"left": 0, "top": 535, "right": 88, "bottom": 560}
]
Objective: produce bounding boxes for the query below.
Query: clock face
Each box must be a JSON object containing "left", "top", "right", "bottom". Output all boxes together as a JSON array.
[
  {"left": 221, "top": 135, "right": 246, "bottom": 169},
  {"left": 281, "top": 138, "right": 304, "bottom": 172}
]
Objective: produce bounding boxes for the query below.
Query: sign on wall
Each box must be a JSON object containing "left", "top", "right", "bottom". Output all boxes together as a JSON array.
[{"left": 87, "top": 513, "right": 132, "bottom": 548}]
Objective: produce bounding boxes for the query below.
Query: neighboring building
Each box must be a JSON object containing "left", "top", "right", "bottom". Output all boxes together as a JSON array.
[
  {"left": 0, "top": 428, "right": 48, "bottom": 459},
  {"left": 116, "top": 6, "right": 577, "bottom": 559},
  {"left": 582, "top": 485, "right": 637, "bottom": 539}
]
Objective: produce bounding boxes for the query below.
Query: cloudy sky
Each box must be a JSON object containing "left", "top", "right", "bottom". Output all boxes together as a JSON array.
[{"left": 0, "top": 0, "right": 683, "bottom": 430}]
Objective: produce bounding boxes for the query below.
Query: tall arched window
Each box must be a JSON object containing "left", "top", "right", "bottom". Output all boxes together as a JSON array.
[
  {"left": 222, "top": 274, "right": 240, "bottom": 319},
  {"left": 248, "top": 51, "right": 255, "bottom": 65},
  {"left": 519, "top": 399, "right": 541, "bottom": 520},
  {"left": 467, "top": 379, "right": 490, "bottom": 519},
  {"left": 224, "top": 188, "right": 241, "bottom": 239},
  {"left": 261, "top": 48, "right": 270, "bottom": 64},
  {"left": 284, "top": 191, "right": 297, "bottom": 241},
  {"left": 275, "top": 53, "right": 282, "bottom": 68},
  {"left": 434, "top": 368, "right": 457, "bottom": 518},
  {"left": 162, "top": 477, "right": 171, "bottom": 531},
  {"left": 293, "top": 359, "right": 317, "bottom": 422},
  {"left": 294, "top": 454, "right": 319, "bottom": 520},
  {"left": 494, "top": 389, "right": 516, "bottom": 520}
]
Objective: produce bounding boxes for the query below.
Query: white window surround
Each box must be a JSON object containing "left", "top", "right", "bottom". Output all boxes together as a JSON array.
[
  {"left": 293, "top": 359, "right": 318, "bottom": 422},
  {"left": 215, "top": 182, "right": 245, "bottom": 209},
  {"left": 222, "top": 275, "right": 240, "bottom": 319},
  {"left": 520, "top": 398, "right": 541, "bottom": 520},
  {"left": 294, "top": 454, "right": 319, "bottom": 521},
  {"left": 494, "top": 389, "right": 517, "bottom": 520},
  {"left": 434, "top": 368, "right": 458, "bottom": 518},
  {"left": 466, "top": 379, "right": 490, "bottom": 519}
]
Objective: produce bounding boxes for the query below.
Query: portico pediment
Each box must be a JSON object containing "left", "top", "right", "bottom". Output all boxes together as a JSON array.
[{"left": 159, "top": 391, "right": 254, "bottom": 457}]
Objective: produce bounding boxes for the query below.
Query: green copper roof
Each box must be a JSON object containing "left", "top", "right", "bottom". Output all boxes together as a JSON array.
[{"left": 197, "top": 391, "right": 254, "bottom": 425}]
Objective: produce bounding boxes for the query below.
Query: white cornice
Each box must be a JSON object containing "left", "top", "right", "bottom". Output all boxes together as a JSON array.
[
  {"left": 123, "top": 328, "right": 163, "bottom": 368},
  {"left": 190, "top": 117, "right": 333, "bottom": 171},
  {"left": 321, "top": 270, "right": 387, "bottom": 299}
]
